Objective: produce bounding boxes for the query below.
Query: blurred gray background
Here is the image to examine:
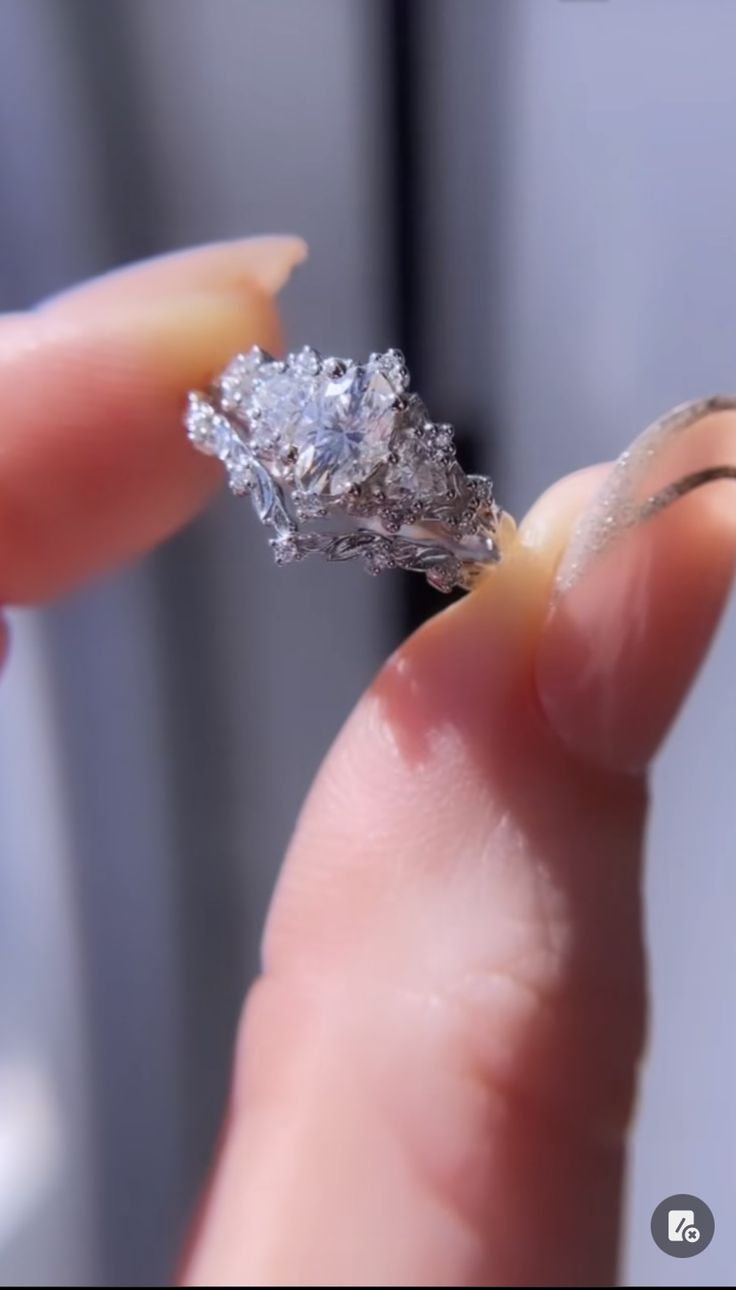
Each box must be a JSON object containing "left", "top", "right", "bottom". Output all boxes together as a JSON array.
[{"left": 0, "top": 0, "right": 734, "bottom": 1285}]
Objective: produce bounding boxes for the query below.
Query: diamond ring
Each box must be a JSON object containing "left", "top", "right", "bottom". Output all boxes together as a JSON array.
[{"left": 184, "top": 346, "right": 511, "bottom": 592}]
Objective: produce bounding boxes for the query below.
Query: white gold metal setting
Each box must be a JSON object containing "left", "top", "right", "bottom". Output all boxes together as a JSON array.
[{"left": 184, "top": 345, "right": 507, "bottom": 592}]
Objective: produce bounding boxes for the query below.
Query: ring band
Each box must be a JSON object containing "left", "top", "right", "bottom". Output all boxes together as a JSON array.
[{"left": 185, "top": 346, "right": 509, "bottom": 592}]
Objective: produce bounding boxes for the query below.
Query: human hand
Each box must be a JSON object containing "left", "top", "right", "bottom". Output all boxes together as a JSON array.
[{"left": 2, "top": 237, "right": 734, "bottom": 1287}]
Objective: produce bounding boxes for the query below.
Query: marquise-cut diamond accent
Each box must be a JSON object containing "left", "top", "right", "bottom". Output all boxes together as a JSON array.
[{"left": 251, "top": 366, "right": 309, "bottom": 451}]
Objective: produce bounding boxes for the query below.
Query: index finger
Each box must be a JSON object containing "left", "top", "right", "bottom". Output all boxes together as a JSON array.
[{"left": 0, "top": 235, "right": 305, "bottom": 604}]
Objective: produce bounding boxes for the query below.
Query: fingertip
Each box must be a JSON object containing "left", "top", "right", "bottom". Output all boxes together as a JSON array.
[
  {"left": 231, "top": 234, "right": 308, "bottom": 294},
  {"left": 0, "top": 268, "right": 288, "bottom": 602}
]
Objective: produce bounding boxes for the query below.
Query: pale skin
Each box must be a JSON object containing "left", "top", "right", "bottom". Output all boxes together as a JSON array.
[{"left": 2, "top": 236, "right": 735, "bottom": 1287}]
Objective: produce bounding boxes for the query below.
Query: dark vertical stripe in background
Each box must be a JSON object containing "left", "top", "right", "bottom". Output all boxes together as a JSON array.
[
  {"left": 384, "top": 0, "right": 460, "bottom": 635},
  {"left": 64, "top": 0, "right": 164, "bottom": 264},
  {"left": 386, "top": 0, "right": 422, "bottom": 373}
]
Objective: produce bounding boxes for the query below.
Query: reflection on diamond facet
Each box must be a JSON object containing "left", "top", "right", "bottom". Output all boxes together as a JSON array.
[
  {"left": 242, "top": 355, "right": 401, "bottom": 496},
  {"left": 293, "top": 366, "right": 396, "bottom": 494}
]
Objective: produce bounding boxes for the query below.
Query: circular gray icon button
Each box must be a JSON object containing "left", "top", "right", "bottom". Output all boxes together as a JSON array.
[{"left": 651, "top": 1194, "right": 714, "bottom": 1257}]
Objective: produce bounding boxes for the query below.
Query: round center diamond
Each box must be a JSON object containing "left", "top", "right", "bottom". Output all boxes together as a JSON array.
[{"left": 290, "top": 365, "right": 397, "bottom": 495}]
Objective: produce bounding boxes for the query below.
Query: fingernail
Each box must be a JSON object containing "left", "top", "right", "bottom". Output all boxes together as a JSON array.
[
  {"left": 535, "top": 402, "right": 736, "bottom": 773},
  {"left": 229, "top": 234, "right": 308, "bottom": 293},
  {"left": 38, "top": 234, "right": 308, "bottom": 314}
]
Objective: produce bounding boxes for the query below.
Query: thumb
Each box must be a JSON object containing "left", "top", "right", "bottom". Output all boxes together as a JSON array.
[{"left": 535, "top": 403, "right": 736, "bottom": 773}]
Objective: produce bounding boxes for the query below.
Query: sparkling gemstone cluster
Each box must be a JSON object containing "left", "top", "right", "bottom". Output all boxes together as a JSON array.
[{"left": 185, "top": 346, "right": 499, "bottom": 591}]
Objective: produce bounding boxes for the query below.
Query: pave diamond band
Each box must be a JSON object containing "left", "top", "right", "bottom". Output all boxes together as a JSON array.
[{"left": 185, "top": 346, "right": 507, "bottom": 592}]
